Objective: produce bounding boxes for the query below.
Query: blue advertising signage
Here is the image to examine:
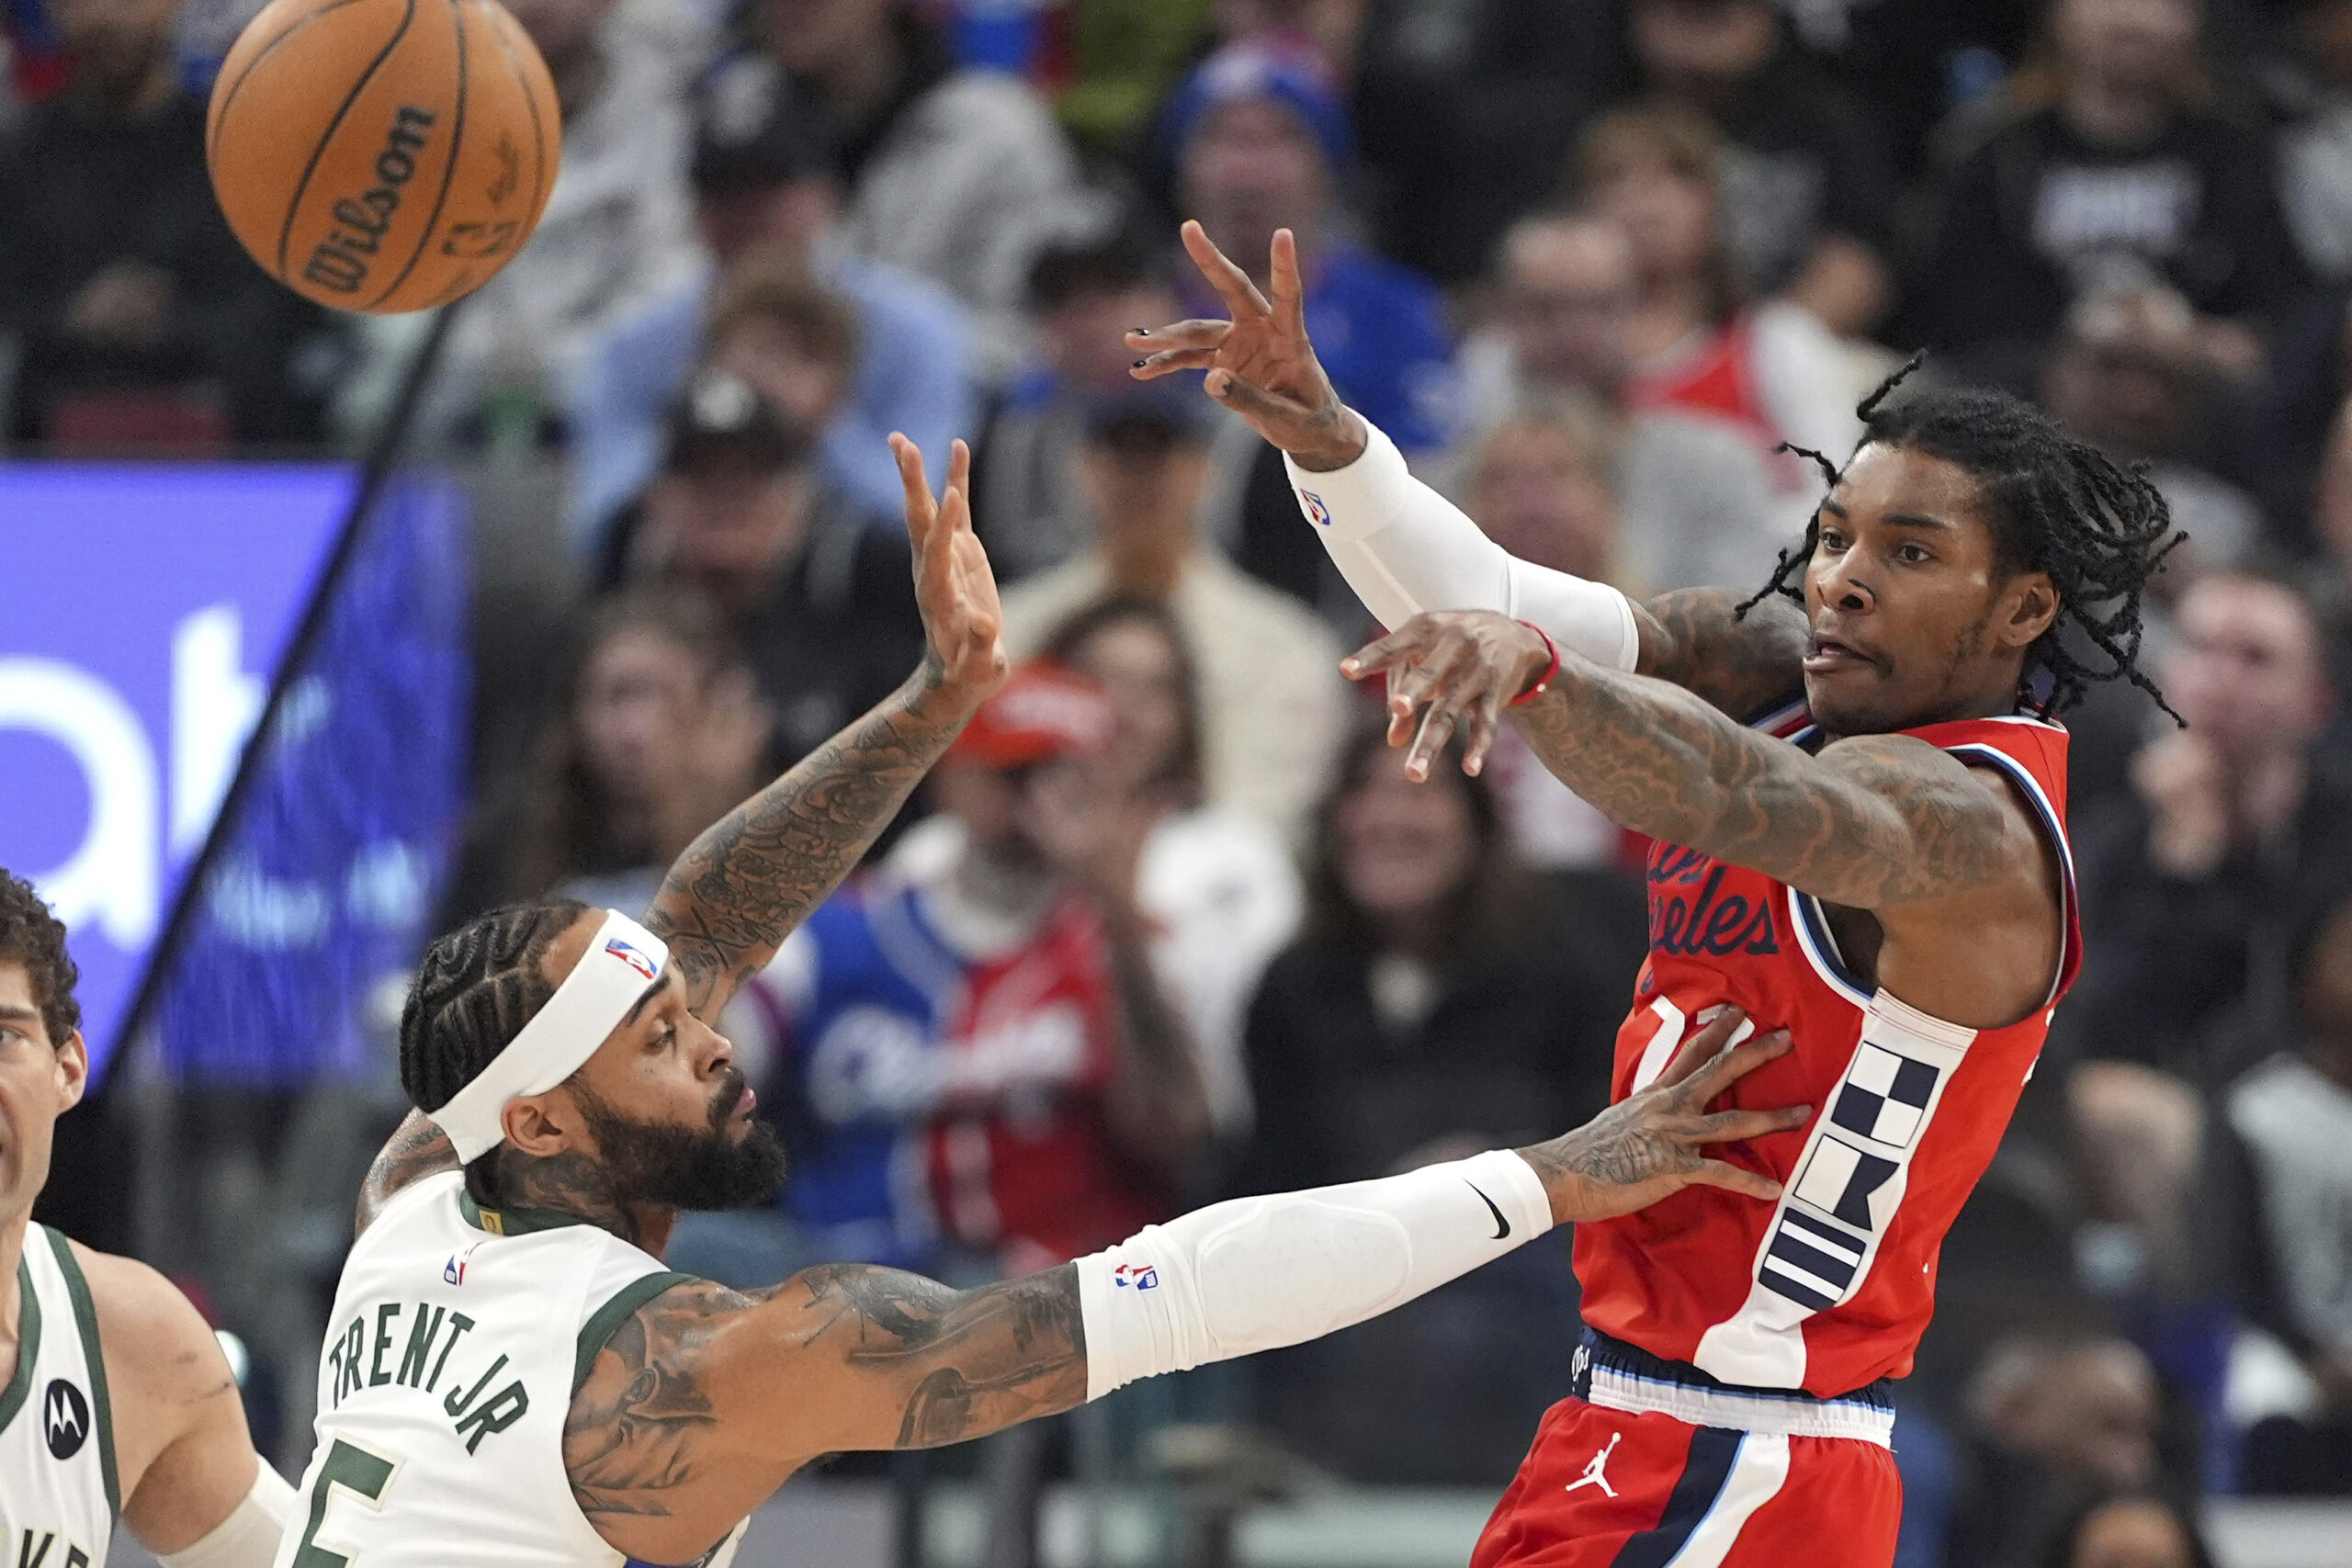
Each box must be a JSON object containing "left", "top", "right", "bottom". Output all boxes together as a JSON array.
[{"left": 0, "top": 465, "right": 355, "bottom": 1083}]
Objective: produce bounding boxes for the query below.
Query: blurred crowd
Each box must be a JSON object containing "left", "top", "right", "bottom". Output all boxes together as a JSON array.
[{"left": 13, "top": 0, "right": 2352, "bottom": 1563}]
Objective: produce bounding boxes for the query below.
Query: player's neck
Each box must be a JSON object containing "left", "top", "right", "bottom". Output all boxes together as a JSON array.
[
  {"left": 483, "top": 1152, "right": 674, "bottom": 1254},
  {"left": 0, "top": 1209, "right": 29, "bottom": 1350}
]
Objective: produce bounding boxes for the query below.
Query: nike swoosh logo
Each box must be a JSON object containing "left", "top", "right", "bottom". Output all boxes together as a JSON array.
[{"left": 1466, "top": 1181, "right": 1510, "bottom": 1240}]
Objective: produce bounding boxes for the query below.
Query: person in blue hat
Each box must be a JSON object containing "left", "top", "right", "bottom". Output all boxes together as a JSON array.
[{"left": 1162, "top": 39, "right": 1459, "bottom": 458}]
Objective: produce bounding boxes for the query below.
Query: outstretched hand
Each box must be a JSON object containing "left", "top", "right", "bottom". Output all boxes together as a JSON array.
[
  {"left": 1127, "top": 221, "right": 1365, "bottom": 470},
  {"left": 892, "top": 434, "right": 1008, "bottom": 715},
  {"left": 1517, "top": 1007, "right": 1812, "bottom": 1226},
  {"left": 1341, "top": 609, "right": 1556, "bottom": 782}
]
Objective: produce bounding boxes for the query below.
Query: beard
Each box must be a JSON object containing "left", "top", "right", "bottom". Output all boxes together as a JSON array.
[{"left": 571, "top": 1067, "right": 788, "bottom": 1211}]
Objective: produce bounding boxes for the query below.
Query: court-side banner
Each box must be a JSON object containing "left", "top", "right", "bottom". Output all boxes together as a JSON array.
[{"left": 0, "top": 464, "right": 356, "bottom": 1084}]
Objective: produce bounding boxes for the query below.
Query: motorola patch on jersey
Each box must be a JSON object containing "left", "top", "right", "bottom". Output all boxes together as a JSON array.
[{"left": 42, "top": 1379, "right": 89, "bottom": 1460}]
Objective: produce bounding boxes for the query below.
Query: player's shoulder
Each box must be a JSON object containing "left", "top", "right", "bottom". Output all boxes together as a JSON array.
[{"left": 56, "top": 1239, "right": 234, "bottom": 1404}]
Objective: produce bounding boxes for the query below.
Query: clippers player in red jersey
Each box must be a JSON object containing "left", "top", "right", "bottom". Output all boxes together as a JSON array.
[{"left": 1128, "top": 222, "right": 2182, "bottom": 1568}]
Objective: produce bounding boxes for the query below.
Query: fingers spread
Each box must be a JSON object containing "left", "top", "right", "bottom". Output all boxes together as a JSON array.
[
  {"left": 1654, "top": 1007, "right": 1749, "bottom": 1089},
  {"left": 1125, "top": 321, "right": 1231, "bottom": 350},
  {"left": 1340, "top": 626, "right": 1426, "bottom": 682},
  {"left": 1687, "top": 1030, "right": 1794, "bottom": 1100},
  {"left": 1181, "top": 220, "right": 1272, "bottom": 319},
  {"left": 1405, "top": 704, "right": 1457, "bottom": 782},
  {"left": 1131, "top": 348, "right": 1222, "bottom": 379},
  {"left": 1461, "top": 688, "right": 1505, "bottom": 777},
  {"left": 947, "top": 437, "right": 972, "bottom": 502},
  {"left": 1688, "top": 1159, "right": 1783, "bottom": 1202},
  {"left": 1270, "top": 228, "right": 1308, "bottom": 333}
]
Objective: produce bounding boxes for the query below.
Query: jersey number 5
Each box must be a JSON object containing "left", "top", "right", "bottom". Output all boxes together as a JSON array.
[{"left": 292, "top": 1438, "right": 399, "bottom": 1568}]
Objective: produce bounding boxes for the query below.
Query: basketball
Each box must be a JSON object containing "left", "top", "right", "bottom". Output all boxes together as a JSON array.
[{"left": 206, "top": 0, "right": 561, "bottom": 314}]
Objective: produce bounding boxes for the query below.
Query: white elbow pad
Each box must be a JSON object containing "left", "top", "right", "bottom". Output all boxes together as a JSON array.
[
  {"left": 1286, "top": 420, "right": 1638, "bottom": 672},
  {"left": 1074, "top": 1148, "right": 1553, "bottom": 1400},
  {"left": 159, "top": 1462, "right": 296, "bottom": 1568}
]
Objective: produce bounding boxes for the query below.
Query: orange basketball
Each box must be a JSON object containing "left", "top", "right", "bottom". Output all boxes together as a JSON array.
[{"left": 206, "top": 0, "right": 561, "bottom": 314}]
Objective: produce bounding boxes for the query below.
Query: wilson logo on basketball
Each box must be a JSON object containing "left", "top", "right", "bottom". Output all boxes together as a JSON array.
[{"left": 301, "top": 105, "right": 436, "bottom": 295}]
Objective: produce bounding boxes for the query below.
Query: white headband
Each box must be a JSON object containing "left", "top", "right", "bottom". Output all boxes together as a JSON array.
[{"left": 426, "top": 909, "right": 671, "bottom": 1163}]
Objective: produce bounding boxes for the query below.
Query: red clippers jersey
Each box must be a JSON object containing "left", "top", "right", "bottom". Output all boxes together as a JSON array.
[{"left": 1573, "top": 710, "right": 2081, "bottom": 1396}]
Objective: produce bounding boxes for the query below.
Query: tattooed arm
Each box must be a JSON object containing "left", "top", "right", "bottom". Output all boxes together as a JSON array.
[
  {"left": 563, "top": 1014, "right": 1803, "bottom": 1563},
  {"left": 564, "top": 1265, "right": 1087, "bottom": 1562},
  {"left": 1632, "top": 589, "right": 1809, "bottom": 723},
  {"left": 644, "top": 436, "right": 1008, "bottom": 1021},
  {"left": 1351, "top": 611, "right": 2038, "bottom": 907}
]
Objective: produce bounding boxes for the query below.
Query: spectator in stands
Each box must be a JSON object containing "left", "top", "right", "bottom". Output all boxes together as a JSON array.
[
  {"left": 2039, "top": 285, "right": 2266, "bottom": 569},
  {"left": 1945, "top": 1331, "right": 2168, "bottom": 1568},
  {"left": 1446, "top": 400, "right": 1645, "bottom": 874},
  {"left": 746, "top": 0, "right": 1096, "bottom": 380},
  {"left": 2270, "top": 0, "right": 2352, "bottom": 286},
  {"left": 1452, "top": 209, "right": 1796, "bottom": 590},
  {"left": 1159, "top": 38, "right": 1462, "bottom": 609},
  {"left": 1166, "top": 38, "right": 1456, "bottom": 456},
  {"left": 1001, "top": 383, "right": 1346, "bottom": 840},
  {"left": 622, "top": 370, "right": 925, "bottom": 765},
  {"left": 344, "top": 0, "right": 711, "bottom": 447},
  {"left": 0, "top": 0, "right": 321, "bottom": 446},
  {"left": 974, "top": 233, "right": 1182, "bottom": 583},
  {"left": 1571, "top": 104, "right": 1868, "bottom": 495},
  {"left": 2227, "top": 886, "right": 2352, "bottom": 1494},
  {"left": 752, "top": 660, "right": 1209, "bottom": 1275},
  {"left": 1036, "top": 596, "right": 1303, "bottom": 1144},
  {"left": 1234, "top": 723, "right": 1635, "bottom": 1483},
  {"left": 1623, "top": 0, "right": 1899, "bottom": 337},
  {"left": 2035, "top": 1490, "right": 2216, "bottom": 1568},
  {"left": 1914, "top": 0, "right": 2306, "bottom": 392},
  {"left": 442, "top": 583, "right": 770, "bottom": 924},
  {"left": 2309, "top": 396, "right": 2352, "bottom": 732},
  {"left": 2066, "top": 568, "right": 2352, "bottom": 1081},
  {"left": 567, "top": 64, "right": 975, "bottom": 555}
]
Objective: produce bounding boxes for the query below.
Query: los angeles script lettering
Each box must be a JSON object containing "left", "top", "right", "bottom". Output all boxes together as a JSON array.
[{"left": 1648, "top": 846, "right": 1780, "bottom": 957}]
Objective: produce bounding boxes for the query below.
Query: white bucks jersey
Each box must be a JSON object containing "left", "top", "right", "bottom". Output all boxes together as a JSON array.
[
  {"left": 0, "top": 1228, "right": 118, "bottom": 1568},
  {"left": 279, "top": 1172, "right": 746, "bottom": 1568}
]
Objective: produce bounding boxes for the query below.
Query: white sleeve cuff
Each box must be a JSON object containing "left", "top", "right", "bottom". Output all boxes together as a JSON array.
[{"left": 1076, "top": 1148, "right": 1553, "bottom": 1401}]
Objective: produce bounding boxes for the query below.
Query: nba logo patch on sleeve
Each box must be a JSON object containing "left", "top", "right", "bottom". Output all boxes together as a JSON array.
[{"left": 1299, "top": 491, "right": 1332, "bottom": 527}]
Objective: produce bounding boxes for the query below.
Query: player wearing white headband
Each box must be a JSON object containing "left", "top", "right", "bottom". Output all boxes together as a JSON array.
[{"left": 302, "top": 434, "right": 1810, "bottom": 1568}]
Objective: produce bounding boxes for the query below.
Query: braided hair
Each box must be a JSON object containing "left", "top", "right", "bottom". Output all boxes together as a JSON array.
[
  {"left": 1737, "top": 355, "right": 2186, "bottom": 720},
  {"left": 398, "top": 899, "right": 589, "bottom": 1115}
]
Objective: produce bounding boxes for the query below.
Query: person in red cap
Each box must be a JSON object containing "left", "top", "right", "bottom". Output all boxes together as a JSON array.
[{"left": 708, "top": 658, "right": 1209, "bottom": 1291}]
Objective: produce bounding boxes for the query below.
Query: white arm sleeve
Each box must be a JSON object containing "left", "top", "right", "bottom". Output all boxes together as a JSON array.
[
  {"left": 158, "top": 1461, "right": 296, "bottom": 1568},
  {"left": 1074, "top": 1148, "right": 1554, "bottom": 1400},
  {"left": 1285, "top": 420, "right": 1640, "bottom": 672}
]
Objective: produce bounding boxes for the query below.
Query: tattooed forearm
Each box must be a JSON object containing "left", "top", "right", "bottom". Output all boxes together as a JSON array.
[
  {"left": 645, "top": 668, "right": 969, "bottom": 1017},
  {"left": 1511, "top": 657, "right": 2013, "bottom": 908},
  {"left": 355, "top": 1111, "right": 459, "bottom": 1234},
  {"left": 795, "top": 1264, "right": 1089, "bottom": 1450},
  {"left": 1634, "top": 588, "right": 1808, "bottom": 721}
]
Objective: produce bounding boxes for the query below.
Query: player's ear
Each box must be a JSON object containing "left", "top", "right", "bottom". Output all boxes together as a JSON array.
[
  {"left": 500, "top": 1091, "right": 579, "bottom": 1160},
  {"left": 1999, "top": 570, "right": 2060, "bottom": 649},
  {"left": 51, "top": 1030, "right": 87, "bottom": 1111}
]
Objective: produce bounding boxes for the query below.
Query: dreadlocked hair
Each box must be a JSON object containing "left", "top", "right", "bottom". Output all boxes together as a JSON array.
[
  {"left": 1736, "top": 352, "right": 2186, "bottom": 721},
  {"left": 399, "top": 898, "right": 589, "bottom": 1114}
]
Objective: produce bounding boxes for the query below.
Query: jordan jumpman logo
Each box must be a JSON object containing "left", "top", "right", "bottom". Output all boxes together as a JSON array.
[{"left": 1564, "top": 1431, "right": 1622, "bottom": 1497}]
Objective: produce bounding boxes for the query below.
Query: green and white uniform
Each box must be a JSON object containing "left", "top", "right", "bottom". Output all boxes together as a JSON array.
[
  {"left": 0, "top": 1226, "right": 119, "bottom": 1568},
  {"left": 278, "top": 1172, "right": 745, "bottom": 1568}
]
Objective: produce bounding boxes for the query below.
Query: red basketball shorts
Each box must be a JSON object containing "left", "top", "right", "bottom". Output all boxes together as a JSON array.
[{"left": 1471, "top": 1336, "right": 1904, "bottom": 1568}]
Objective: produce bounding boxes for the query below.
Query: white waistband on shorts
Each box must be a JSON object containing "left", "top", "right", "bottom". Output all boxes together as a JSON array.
[{"left": 1583, "top": 1363, "right": 1896, "bottom": 1447}]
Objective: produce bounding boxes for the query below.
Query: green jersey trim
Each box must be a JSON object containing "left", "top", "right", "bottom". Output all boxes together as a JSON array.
[
  {"left": 45, "top": 1227, "right": 120, "bottom": 1517},
  {"left": 458, "top": 1190, "right": 601, "bottom": 1237},
  {"left": 573, "top": 1271, "right": 694, "bottom": 1396},
  {"left": 0, "top": 1251, "right": 40, "bottom": 1439}
]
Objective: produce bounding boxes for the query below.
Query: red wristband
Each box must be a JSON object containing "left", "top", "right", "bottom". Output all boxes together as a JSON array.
[{"left": 1509, "top": 621, "right": 1561, "bottom": 706}]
